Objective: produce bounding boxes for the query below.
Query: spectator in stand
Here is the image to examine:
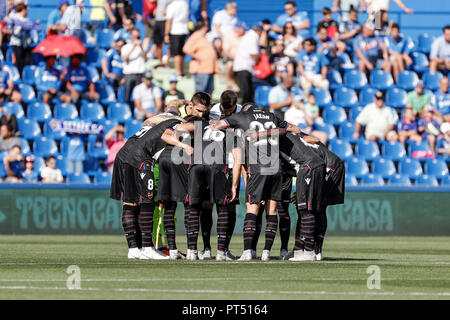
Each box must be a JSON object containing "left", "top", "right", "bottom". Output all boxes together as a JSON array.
[
  {"left": 46, "top": 0, "right": 69, "bottom": 33},
  {"left": 223, "top": 21, "right": 247, "bottom": 90},
  {"left": 233, "top": 22, "right": 263, "bottom": 104},
  {"left": 102, "top": 38, "right": 126, "bottom": 90},
  {"left": 3, "top": 144, "right": 23, "bottom": 182},
  {"left": 0, "top": 64, "right": 22, "bottom": 104},
  {"left": 35, "top": 56, "right": 62, "bottom": 105},
  {"left": 189, "top": 0, "right": 209, "bottom": 24},
  {"left": 153, "top": 0, "right": 171, "bottom": 68},
  {"left": 385, "top": 22, "right": 413, "bottom": 81},
  {"left": 48, "top": 0, "right": 84, "bottom": 38},
  {"left": 332, "top": 0, "right": 365, "bottom": 22},
  {"left": 163, "top": 74, "right": 185, "bottom": 105},
  {"left": 89, "top": 0, "right": 108, "bottom": 32},
  {"left": 318, "top": 7, "right": 339, "bottom": 40},
  {"left": 113, "top": 17, "right": 135, "bottom": 43},
  {"left": 105, "top": 123, "right": 126, "bottom": 173},
  {"left": 183, "top": 19, "right": 218, "bottom": 95},
  {"left": 316, "top": 25, "right": 346, "bottom": 69},
  {"left": 268, "top": 74, "right": 298, "bottom": 118},
  {"left": 338, "top": 7, "right": 361, "bottom": 51},
  {"left": 353, "top": 91, "right": 398, "bottom": 142},
  {"left": 121, "top": 28, "right": 146, "bottom": 104},
  {"left": 132, "top": 71, "right": 163, "bottom": 120},
  {"left": 418, "top": 107, "right": 440, "bottom": 156},
  {"left": 397, "top": 107, "right": 422, "bottom": 146},
  {"left": 269, "top": 38, "right": 295, "bottom": 84},
  {"left": 0, "top": 123, "right": 20, "bottom": 152},
  {"left": 406, "top": 80, "right": 431, "bottom": 116},
  {"left": 208, "top": 1, "right": 237, "bottom": 42},
  {"left": 259, "top": 19, "right": 275, "bottom": 52},
  {"left": 365, "top": 0, "right": 413, "bottom": 31},
  {"left": 282, "top": 21, "right": 303, "bottom": 60},
  {"left": 103, "top": 0, "right": 135, "bottom": 30},
  {"left": 296, "top": 37, "right": 330, "bottom": 96},
  {"left": 433, "top": 77, "right": 450, "bottom": 122},
  {"left": 40, "top": 155, "right": 64, "bottom": 183},
  {"left": 0, "top": 107, "right": 17, "bottom": 136},
  {"left": 6, "top": 1, "right": 40, "bottom": 75},
  {"left": 21, "top": 155, "right": 38, "bottom": 183},
  {"left": 303, "top": 92, "right": 325, "bottom": 127},
  {"left": 430, "top": 25, "right": 450, "bottom": 74},
  {"left": 437, "top": 122, "right": 450, "bottom": 157},
  {"left": 66, "top": 133, "right": 85, "bottom": 174},
  {"left": 272, "top": 1, "right": 310, "bottom": 39},
  {"left": 353, "top": 22, "right": 390, "bottom": 74},
  {"left": 60, "top": 54, "right": 100, "bottom": 104},
  {"left": 165, "top": 0, "right": 190, "bottom": 79}
]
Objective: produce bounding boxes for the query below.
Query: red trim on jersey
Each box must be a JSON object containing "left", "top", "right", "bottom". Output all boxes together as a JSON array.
[
  {"left": 308, "top": 201, "right": 311, "bottom": 211},
  {"left": 327, "top": 166, "right": 335, "bottom": 172},
  {"left": 185, "top": 194, "right": 189, "bottom": 204},
  {"left": 139, "top": 162, "right": 144, "bottom": 170},
  {"left": 224, "top": 119, "right": 231, "bottom": 127},
  {"left": 248, "top": 194, "right": 251, "bottom": 203},
  {"left": 305, "top": 163, "right": 312, "bottom": 171},
  {"left": 223, "top": 195, "right": 228, "bottom": 205}
]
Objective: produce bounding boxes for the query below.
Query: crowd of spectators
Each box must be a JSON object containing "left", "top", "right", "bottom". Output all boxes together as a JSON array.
[{"left": 0, "top": 0, "right": 448, "bottom": 184}]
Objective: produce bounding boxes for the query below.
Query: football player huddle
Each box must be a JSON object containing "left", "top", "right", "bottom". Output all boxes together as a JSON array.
[{"left": 110, "top": 90, "right": 345, "bottom": 262}]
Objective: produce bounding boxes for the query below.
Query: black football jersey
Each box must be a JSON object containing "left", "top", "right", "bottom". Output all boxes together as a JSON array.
[
  {"left": 279, "top": 133, "right": 326, "bottom": 170},
  {"left": 299, "top": 132, "right": 343, "bottom": 171},
  {"left": 191, "top": 120, "right": 227, "bottom": 171}
]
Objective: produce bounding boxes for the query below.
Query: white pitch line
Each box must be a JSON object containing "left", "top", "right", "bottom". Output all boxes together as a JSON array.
[
  {"left": 1, "top": 285, "right": 449, "bottom": 297},
  {"left": 0, "top": 278, "right": 449, "bottom": 282}
]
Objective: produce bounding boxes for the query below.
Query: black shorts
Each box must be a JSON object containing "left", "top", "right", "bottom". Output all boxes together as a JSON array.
[
  {"left": 153, "top": 20, "right": 165, "bottom": 45},
  {"left": 245, "top": 171, "right": 282, "bottom": 204},
  {"left": 295, "top": 164, "right": 325, "bottom": 212},
  {"left": 110, "top": 157, "right": 140, "bottom": 204},
  {"left": 280, "top": 172, "right": 293, "bottom": 204},
  {"left": 188, "top": 165, "right": 231, "bottom": 205},
  {"left": 136, "top": 160, "right": 157, "bottom": 204},
  {"left": 170, "top": 34, "right": 187, "bottom": 57},
  {"left": 157, "top": 155, "right": 189, "bottom": 202},
  {"left": 324, "top": 161, "right": 345, "bottom": 206}
]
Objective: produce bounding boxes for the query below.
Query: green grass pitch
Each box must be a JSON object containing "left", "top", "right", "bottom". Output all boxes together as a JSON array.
[{"left": 0, "top": 235, "right": 449, "bottom": 300}]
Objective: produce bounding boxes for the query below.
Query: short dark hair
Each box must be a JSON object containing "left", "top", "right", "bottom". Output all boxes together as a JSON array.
[
  {"left": 195, "top": 19, "right": 209, "bottom": 31},
  {"left": 184, "top": 115, "right": 203, "bottom": 122},
  {"left": 391, "top": 22, "right": 400, "bottom": 30},
  {"left": 191, "top": 92, "right": 212, "bottom": 107},
  {"left": 242, "top": 102, "right": 257, "bottom": 111},
  {"left": 46, "top": 156, "right": 56, "bottom": 162},
  {"left": 322, "top": 7, "right": 331, "bottom": 15},
  {"left": 349, "top": 5, "right": 357, "bottom": 13},
  {"left": 128, "top": 18, "right": 135, "bottom": 25},
  {"left": 220, "top": 90, "right": 238, "bottom": 109},
  {"left": 285, "top": 1, "right": 296, "bottom": 7},
  {"left": 444, "top": 25, "right": 450, "bottom": 32},
  {"left": 308, "top": 92, "right": 316, "bottom": 98},
  {"left": 303, "top": 37, "right": 317, "bottom": 46},
  {"left": 317, "top": 25, "right": 327, "bottom": 33},
  {"left": 262, "top": 19, "right": 271, "bottom": 25}
]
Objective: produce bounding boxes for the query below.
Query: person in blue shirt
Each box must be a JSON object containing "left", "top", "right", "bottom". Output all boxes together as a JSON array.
[
  {"left": 22, "top": 155, "right": 38, "bottom": 183},
  {"left": 296, "top": 38, "right": 330, "bottom": 96},
  {"left": 315, "top": 25, "right": 346, "bottom": 69},
  {"left": 66, "top": 133, "right": 85, "bottom": 175},
  {"left": 418, "top": 107, "right": 440, "bottom": 156},
  {"left": 397, "top": 107, "right": 421, "bottom": 146},
  {"left": 0, "top": 65, "right": 22, "bottom": 105},
  {"left": 36, "top": 56, "right": 62, "bottom": 105},
  {"left": 188, "top": 0, "right": 209, "bottom": 24},
  {"left": 338, "top": 8, "right": 361, "bottom": 51},
  {"left": 272, "top": 1, "right": 310, "bottom": 39},
  {"left": 385, "top": 23, "right": 413, "bottom": 82},
  {"left": 113, "top": 17, "right": 134, "bottom": 42},
  {"left": 2, "top": 144, "right": 24, "bottom": 183},
  {"left": 101, "top": 38, "right": 126, "bottom": 89},
  {"left": 60, "top": 54, "right": 99, "bottom": 104},
  {"left": 433, "top": 76, "right": 450, "bottom": 122},
  {"left": 353, "top": 22, "right": 390, "bottom": 74}
]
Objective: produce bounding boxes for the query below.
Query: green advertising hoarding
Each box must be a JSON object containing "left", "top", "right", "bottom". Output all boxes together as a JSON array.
[{"left": 0, "top": 187, "right": 449, "bottom": 236}]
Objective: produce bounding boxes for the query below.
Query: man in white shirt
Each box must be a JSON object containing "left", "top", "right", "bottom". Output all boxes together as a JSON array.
[
  {"left": 121, "top": 28, "right": 146, "bottom": 104},
  {"left": 365, "top": 0, "right": 413, "bottom": 30},
  {"left": 353, "top": 90, "right": 398, "bottom": 141},
  {"left": 41, "top": 156, "right": 64, "bottom": 183},
  {"left": 165, "top": 0, "right": 189, "bottom": 78},
  {"left": 430, "top": 25, "right": 450, "bottom": 74},
  {"left": 208, "top": 1, "right": 238, "bottom": 41},
  {"left": 132, "top": 71, "right": 163, "bottom": 120},
  {"left": 233, "top": 23, "right": 263, "bottom": 104},
  {"left": 53, "top": 0, "right": 84, "bottom": 38}
]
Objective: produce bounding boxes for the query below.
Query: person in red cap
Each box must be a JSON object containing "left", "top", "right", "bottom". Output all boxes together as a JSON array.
[{"left": 22, "top": 155, "right": 38, "bottom": 183}]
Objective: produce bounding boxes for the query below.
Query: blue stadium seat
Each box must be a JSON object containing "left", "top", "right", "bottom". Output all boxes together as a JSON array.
[
  {"left": 54, "top": 103, "right": 79, "bottom": 121},
  {"left": 333, "top": 87, "right": 359, "bottom": 108},
  {"left": 2, "top": 64, "right": 20, "bottom": 83},
  {"left": 98, "top": 119, "right": 118, "bottom": 134},
  {"left": 94, "top": 171, "right": 113, "bottom": 184},
  {"left": 67, "top": 172, "right": 91, "bottom": 184},
  {"left": 416, "top": 174, "right": 439, "bottom": 187},
  {"left": 372, "top": 158, "right": 396, "bottom": 178},
  {"left": 370, "top": 70, "right": 394, "bottom": 90},
  {"left": 107, "top": 102, "right": 132, "bottom": 121},
  {"left": 338, "top": 121, "right": 355, "bottom": 141},
  {"left": 337, "top": 51, "right": 355, "bottom": 70},
  {"left": 408, "top": 140, "right": 431, "bottom": 156},
  {"left": 80, "top": 103, "right": 105, "bottom": 122},
  {"left": 411, "top": 52, "right": 429, "bottom": 73},
  {"left": 33, "top": 136, "right": 59, "bottom": 158},
  {"left": 17, "top": 83, "right": 36, "bottom": 104},
  {"left": 424, "top": 159, "right": 449, "bottom": 179},
  {"left": 96, "top": 82, "right": 116, "bottom": 105},
  {"left": 441, "top": 175, "right": 450, "bottom": 185},
  {"left": 32, "top": 155, "right": 45, "bottom": 174},
  {"left": 417, "top": 33, "right": 433, "bottom": 54},
  {"left": 125, "top": 119, "right": 143, "bottom": 139},
  {"left": 3, "top": 102, "right": 24, "bottom": 119},
  {"left": 27, "top": 102, "right": 52, "bottom": 123},
  {"left": 55, "top": 154, "right": 68, "bottom": 176},
  {"left": 359, "top": 87, "right": 377, "bottom": 106},
  {"left": 356, "top": 140, "right": 380, "bottom": 160},
  {"left": 43, "top": 122, "right": 66, "bottom": 141},
  {"left": 87, "top": 135, "right": 108, "bottom": 159},
  {"left": 86, "top": 66, "right": 100, "bottom": 83},
  {"left": 86, "top": 48, "right": 106, "bottom": 69},
  {"left": 399, "top": 158, "right": 423, "bottom": 179},
  {"left": 423, "top": 71, "right": 443, "bottom": 91},
  {"left": 396, "top": 71, "right": 419, "bottom": 91},
  {"left": 388, "top": 174, "right": 412, "bottom": 186},
  {"left": 343, "top": 70, "right": 368, "bottom": 90},
  {"left": 254, "top": 86, "right": 272, "bottom": 107},
  {"left": 382, "top": 141, "right": 406, "bottom": 161},
  {"left": 361, "top": 174, "right": 384, "bottom": 186},
  {"left": 386, "top": 87, "right": 407, "bottom": 109},
  {"left": 117, "top": 85, "right": 125, "bottom": 102},
  {"left": 314, "top": 123, "right": 336, "bottom": 140},
  {"left": 327, "top": 69, "right": 343, "bottom": 90},
  {"left": 19, "top": 138, "right": 31, "bottom": 155},
  {"left": 0, "top": 151, "right": 7, "bottom": 178},
  {"left": 345, "top": 174, "right": 358, "bottom": 186},
  {"left": 323, "top": 105, "right": 347, "bottom": 125},
  {"left": 347, "top": 157, "right": 369, "bottom": 178},
  {"left": 310, "top": 87, "right": 332, "bottom": 107},
  {"left": 329, "top": 139, "right": 353, "bottom": 160},
  {"left": 96, "top": 28, "right": 115, "bottom": 49},
  {"left": 22, "top": 65, "right": 38, "bottom": 86},
  {"left": 18, "top": 118, "right": 41, "bottom": 140},
  {"left": 349, "top": 105, "right": 363, "bottom": 122}
]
